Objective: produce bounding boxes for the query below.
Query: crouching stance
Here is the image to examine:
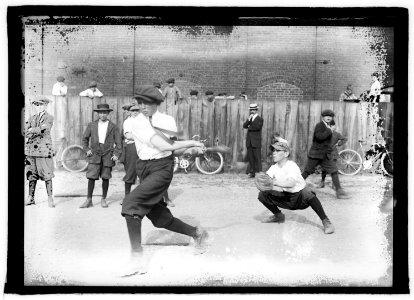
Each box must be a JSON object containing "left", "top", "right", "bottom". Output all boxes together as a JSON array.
[
  {"left": 255, "top": 141, "right": 334, "bottom": 234},
  {"left": 119, "top": 86, "right": 209, "bottom": 276}
]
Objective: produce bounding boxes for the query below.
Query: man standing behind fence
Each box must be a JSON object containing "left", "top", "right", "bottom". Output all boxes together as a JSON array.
[
  {"left": 162, "top": 78, "right": 182, "bottom": 115},
  {"left": 243, "top": 103, "right": 263, "bottom": 178}
]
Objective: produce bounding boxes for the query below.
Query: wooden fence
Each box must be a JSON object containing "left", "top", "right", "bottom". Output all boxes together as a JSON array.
[{"left": 25, "top": 96, "right": 394, "bottom": 170}]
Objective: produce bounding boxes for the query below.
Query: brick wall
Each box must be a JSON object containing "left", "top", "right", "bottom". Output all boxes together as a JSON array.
[{"left": 24, "top": 25, "right": 394, "bottom": 102}]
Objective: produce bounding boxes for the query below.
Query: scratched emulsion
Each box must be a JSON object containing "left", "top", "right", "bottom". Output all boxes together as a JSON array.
[{"left": 352, "top": 27, "right": 394, "bottom": 287}]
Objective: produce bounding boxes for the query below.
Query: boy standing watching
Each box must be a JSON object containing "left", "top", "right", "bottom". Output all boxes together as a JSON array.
[
  {"left": 255, "top": 141, "right": 335, "bottom": 234},
  {"left": 25, "top": 96, "right": 55, "bottom": 208},
  {"left": 302, "top": 109, "right": 350, "bottom": 199},
  {"left": 162, "top": 78, "right": 182, "bottom": 114},
  {"left": 80, "top": 104, "right": 122, "bottom": 208},
  {"left": 317, "top": 120, "right": 348, "bottom": 189}
]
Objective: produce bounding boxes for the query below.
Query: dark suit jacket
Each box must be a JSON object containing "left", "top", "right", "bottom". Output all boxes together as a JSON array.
[
  {"left": 25, "top": 112, "right": 54, "bottom": 157},
  {"left": 308, "top": 121, "right": 333, "bottom": 159},
  {"left": 243, "top": 115, "right": 263, "bottom": 148},
  {"left": 82, "top": 120, "right": 122, "bottom": 167}
]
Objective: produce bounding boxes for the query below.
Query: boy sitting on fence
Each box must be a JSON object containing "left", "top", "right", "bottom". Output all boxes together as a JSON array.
[{"left": 317, "top": 120, "right": 348, "bottom": 189}]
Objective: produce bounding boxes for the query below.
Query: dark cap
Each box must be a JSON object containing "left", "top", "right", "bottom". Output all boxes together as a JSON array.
[
  {"left": 32, "top": 96, "right": 52, "bottom": 105},
  {"left": 205, "top": 90, "right": 214, "bottom": 95},
  {"left": 122, "top": 103, "right": 134, "bottom": 111},
  {"left": 94, "top": 103, "right": 113, "bottom": 112},
  {"left": 133, "top": 85, "right": 164, "bottom": 104},
  {"left": 270, "top": 141, "right": 290, "bottom": 153},
  {"left": 321, "top": 109, "right": 335, "bottom": 117},
  {"left": 57, "top": 76, "right": 65, "bottom": 82},
  {"left": 190, "top": 90, "right": 198, "bottom": 96},
  {"left": 129, "top": 105, "right": 140, "bottom": 111},
  {"left": 88, "top": 81, "right": 98, "bottom": 88},
  {"left": 166, "top": 78, "right": 175, "bottom": 84}
]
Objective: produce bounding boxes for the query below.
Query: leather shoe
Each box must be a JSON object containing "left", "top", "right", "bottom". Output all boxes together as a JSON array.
[
  {"left": 317, "top": 180, "right": 325, "bottom": 188},
  {"left": 322, "top": 218, "right": 335, "bottom": 234},
  {"left": 193, "top": 227, "right": 209, "bottom": 254},
  {"left": 101, "top": 198, "right": 108, "bottom": 208},
  {"left": 80, "top": 198, "right": 93, "bottom": 208},
  {"left": 26, "top": 198, "right": 36, "bottom": 206},
  {"left": 262, "top": 212, "right": 285, "bottom": 223}
]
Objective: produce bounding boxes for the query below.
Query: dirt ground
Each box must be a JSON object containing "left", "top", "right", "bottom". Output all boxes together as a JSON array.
[{"left": 23, "top": 168, "right": 393, "bottom": 287}]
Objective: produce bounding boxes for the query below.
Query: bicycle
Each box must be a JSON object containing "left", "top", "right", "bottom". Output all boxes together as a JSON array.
[
  {"left": 54, "top": 137, "right": 88, "bottom": 173},
  {"left": 173, "top": 135, "right": 226, "bottom": 175},
  {"left": 337, "top": 137, "right": 393, "bottom": 177}
]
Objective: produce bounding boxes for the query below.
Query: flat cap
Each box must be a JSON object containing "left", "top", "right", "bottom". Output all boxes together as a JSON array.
[
  {"left": 31, "top": 96, "right": 52, "bottom": 105},
  {"left": 190, "top": 90, "right": 198, "bottom": 96},
  {"left": 122, "top": 103, "right": 134, "bottom": 111},
  {"left": 205, "top": 90, "right": 214, "bottom": 95},
  {"left": 56, "top": 76, "right": 65, "bottom": 82},
  {"left": 166, "top": 78, "right": 175, "bottom": 84},
  {"left": 321, "top": 109, "right": 335, "bottom": 117},
  {"left": 129, "top": 105, "right": 140, "bottom": 111},
  {"left": 133, "top": 85, "right": 164, "bottom": 104},
  {"left": 270, "top": 141, "right": 290, "bottom": 153},
  {"left": 88, "top": 81, "right": 98, "bottom": 88}
]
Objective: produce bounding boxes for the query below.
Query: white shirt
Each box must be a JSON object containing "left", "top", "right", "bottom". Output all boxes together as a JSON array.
[
  {"left": 79, "top": 88, "right": 103, "bottom": 98},
  {"left": 249, "top": 113, "right": 258, "bottom": 122},
  {"left": 266, "top": 160, "right": 306, "bottom": 193},
  {"left": 52, "top": 82, "right": 68, "bottom": 96},
  {"left": 123, "top": 116, "right": 137, "bottom": 144},
  {"left": 98, "top": 120, "right": 109, "bottom": 144},
  {"left": 130, "top": 110, "right": 177, "bottom": 160},
  {"left": 369, "top": 80, "right": 381, "bottom": 97}
]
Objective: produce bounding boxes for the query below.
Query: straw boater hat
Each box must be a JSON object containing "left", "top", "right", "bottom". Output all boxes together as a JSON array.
[
  {"left": 88, "top": 81, "right": 98, "bottom": 88},
  {"left": 133, "top": 86, "right": 164, "bottom": 104},
  {"left": 31, "top": 96, "right": 52, "bottom": 105},
  {"left": 93, "top": 103, "right": 113, "bottom": 112},
  {"left": 249, "top": 103, "right": 258, "bottom": 111}
]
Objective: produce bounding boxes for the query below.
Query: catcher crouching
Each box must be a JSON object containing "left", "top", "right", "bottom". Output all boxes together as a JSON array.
[{"left": 255, "top": 141, "right": 334, "bottom": 234}]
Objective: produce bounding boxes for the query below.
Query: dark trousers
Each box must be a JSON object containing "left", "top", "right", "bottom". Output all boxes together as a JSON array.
[
  {"left": 258, "top": 189, "right": 327, "bottom": 221},
  {"left": 122, "top": 155, "right": 175, "bottom": 224},
  {"left": 122, "top": 143, "right": 138, "bottom": 184},
  {"left": 247, "top": 146, "right": 262, "bottom": 173}
]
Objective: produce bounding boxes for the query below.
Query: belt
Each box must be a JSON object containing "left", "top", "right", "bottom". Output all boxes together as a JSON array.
[{"left": 140, "top": 154, "right": 172, "bottom": 162}]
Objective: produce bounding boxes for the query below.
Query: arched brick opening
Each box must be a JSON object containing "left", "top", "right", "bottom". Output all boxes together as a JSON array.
[{"left": 257, "top": 82, "right": 303, "bottom": 102}]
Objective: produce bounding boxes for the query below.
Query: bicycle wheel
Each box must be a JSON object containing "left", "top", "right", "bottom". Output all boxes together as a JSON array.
[
  {"left": 61, "top": 144, "right": 88, "bottom": 172},
  {"left": 380, "top": 151, "right": 393, "bottom": 177},
  {"left": 195, "top": 151, "right": 224, "bottom": 175},
  {"left": 338, "top": 149, "right": 363, "bottom": 176}
]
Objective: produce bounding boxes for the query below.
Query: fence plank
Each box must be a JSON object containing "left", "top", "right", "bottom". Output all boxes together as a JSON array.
[
  {"left": 68, "top": 96, "right": 81, "bottom": 145},
  {"left": 261, "top": 99, "right": 275, "bottom": 166},
  {"left": 42, "top": 96, "right": 394, "bottom": 170},
  {"left": 296, "top": 101, "right": 310, "bottom": 168}
]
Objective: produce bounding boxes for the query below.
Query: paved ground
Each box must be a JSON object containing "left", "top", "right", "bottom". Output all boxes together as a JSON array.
[{"left": 24, "top": 169, "right": 393, "bottom": 287}]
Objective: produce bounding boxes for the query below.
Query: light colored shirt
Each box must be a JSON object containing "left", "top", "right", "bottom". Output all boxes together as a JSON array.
[
  {"left": 249, "top": 113, "right": 258, "bottom": 122},
  {"left": 266, "top": 160, "right": 306, "bottom": 193},
  {"left": 339, "top": 91, "right": 357, "bottom": 101},
  {"left": 52, "top": 82, "right": 68, "bottom": 96},
  {"left": 369, "top": 80, "right": 381, "bottom": 97},
  {"left": 130, "top": 110, "right": 177, "bottom": 160},
  {"left": 123, "top": 116, "right": 137, "bottom": 144},
  {"left": 79, "top": 88, "right": 103, "bottom": 98},
  {"left": 98, "top": 120, "right": 109, "bottom": 144}
]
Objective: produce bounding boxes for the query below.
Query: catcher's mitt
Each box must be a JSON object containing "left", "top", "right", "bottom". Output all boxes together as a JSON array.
[{"left": 254, "top": 172, "right": 274, "bottom": 191}]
